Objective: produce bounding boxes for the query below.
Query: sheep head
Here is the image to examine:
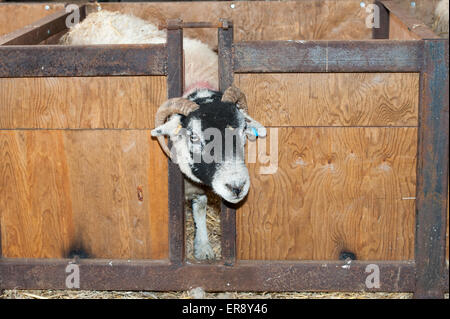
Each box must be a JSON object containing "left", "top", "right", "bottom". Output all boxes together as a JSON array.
[{"left": 151, "top": 86, "right": 266, "bottom": 203}]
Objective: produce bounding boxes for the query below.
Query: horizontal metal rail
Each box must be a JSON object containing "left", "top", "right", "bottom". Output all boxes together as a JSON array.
[
  {"left": 2, "top": 258, "right": 440, "bottom": 292},
  {"left": 0, "top": 44, "right": 168, "bottom": 77},
  {"left": 160, "top": 20, "right": 232, "bottom": 30},
  {"left": 233, "top": 40, "right": 424, "bottom": 73}
]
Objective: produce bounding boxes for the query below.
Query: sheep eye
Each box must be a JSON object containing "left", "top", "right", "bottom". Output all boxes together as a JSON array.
[{"left": 190, "top": 134, "right": 200, "bottom": 143}]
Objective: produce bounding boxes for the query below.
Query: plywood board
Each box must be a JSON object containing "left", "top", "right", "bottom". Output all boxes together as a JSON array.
[
  {"left": 237, "top": 127, "right": 417, "bottom": 260},
  {"left": 236, "top": 73, "right": 419, "bottom": 127},
  {"left": 0, "top": 3, "right": 65, "bottom": 36},
  {"left": 97, "top": 0, "right": 373, "bottom": 49},
  {"left": 389, "top": 13, "right": 420, "bottom": 40},
  {"left": 0, "top": 130, "right": 168, "bottom": 259},
  {"left": 0, "top": 76, "right": 166, "bottom": 129}
]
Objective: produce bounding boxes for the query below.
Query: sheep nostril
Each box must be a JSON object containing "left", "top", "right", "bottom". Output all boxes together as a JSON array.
[
  {"left": 233, "top": 188, "right": 241, "bottom": 196},
  {"left": 226, "top": 183, "right": 244, "bottom": 197}
]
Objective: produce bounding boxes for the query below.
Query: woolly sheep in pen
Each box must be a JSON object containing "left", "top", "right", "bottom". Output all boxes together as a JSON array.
[
  {"left": 60, "top": 10, "right": 266, "bottom": 261},
  {"left": 60, "top": 10, "right": 219, "bottom": 94}
]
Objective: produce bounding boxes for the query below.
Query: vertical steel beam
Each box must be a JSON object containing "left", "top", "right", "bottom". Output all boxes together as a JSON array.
[
  {"left": 218, "top": 19, "right": 234, "bottom": 90},
  {"left": 167, "top": 19, "right": 185, "bottom": 265},
  {"left": 415, "top": 39, "right": 449, "bottom": 298},
  {"left": 218, "top": 20, "right": 236, "bottom": 266}
]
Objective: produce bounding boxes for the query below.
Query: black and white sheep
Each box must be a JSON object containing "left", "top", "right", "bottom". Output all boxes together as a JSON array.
[{"left": 61, "top": 10, "right": 266, "bottom": 260}]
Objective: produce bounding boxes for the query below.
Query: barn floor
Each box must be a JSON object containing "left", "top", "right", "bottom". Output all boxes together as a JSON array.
[{"left": 1, "top": 290, "right": 415, "bottom": 299}]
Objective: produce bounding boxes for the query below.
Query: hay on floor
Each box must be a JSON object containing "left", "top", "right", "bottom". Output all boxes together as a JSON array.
[{"left": 1, "top": 289, "right": 415, "bottom": 299}]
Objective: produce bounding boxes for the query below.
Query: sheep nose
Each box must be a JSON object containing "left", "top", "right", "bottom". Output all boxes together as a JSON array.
[{"left": 225, "top": 183, "right": 244, "bottom": 197}]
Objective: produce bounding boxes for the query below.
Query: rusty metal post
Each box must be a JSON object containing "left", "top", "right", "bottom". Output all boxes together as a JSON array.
[
  {"left": 0, "top": 259, "right": 419, "bottom": 292},
  {"left": 167, "top": 19, "right": 185, "bottom": 265},
  {"left": 218, "top": 19, "right": 234, "bottom": 90},
  {"left": 218, "top": 19, "right": 236, "bottom": 266},
  {"left": 414, "top": 39, "right": 449, "bottom": 298},
  {"left": 232, "top": 41, "right": 423, "bottom": 73},
  {"left": 0, "top": 45, "right": 167, "bottom": 77},
  {"left": 373, "top": 0, "right": 390, "bottom": 39}
]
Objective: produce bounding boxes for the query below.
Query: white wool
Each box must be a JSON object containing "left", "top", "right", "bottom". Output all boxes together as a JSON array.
[
  {"left": 60, "top": 11, "right": 165, "bottom": 45},
  {"left": 183, "top": 37, "right": 219, "bottom": 94},
  {"left": 433, "top": 0, "right": 449, "bottom": 37},
  {"left": 60, "top": 10, "right": 218, "bottom": 90}
]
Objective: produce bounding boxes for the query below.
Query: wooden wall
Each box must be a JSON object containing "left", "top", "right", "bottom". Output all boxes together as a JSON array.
[
  {"left": 389, "top": 12, "right": 421, "bottom": 40},
  {"left": 0, "top": 3, "right": 65, "bottom": 36},
  {"left": 235, "top": 73, "right": 419, "bottom": 260},
  {"left": 387, "top": 0, "right": 441, "bottom": 40},
  {"left": 98, "top": 0, "right": 373, "bottom": 48},
  {"left": 388, "top": 0, "right": 441, "bottom": 36},
  {"left": 0, "top": 1, "right": 445, "bottom": 263},
  {"left": 0, "top": 76, "right": 169, "bottom": 259}
]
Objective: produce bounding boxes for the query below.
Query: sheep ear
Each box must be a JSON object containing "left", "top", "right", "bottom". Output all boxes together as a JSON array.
[
  {"left": 151, "top": 114, "right": 183, "bottom": 137},
  {"left": 241, "top": 113, "right": 266, "bottom": 139}
]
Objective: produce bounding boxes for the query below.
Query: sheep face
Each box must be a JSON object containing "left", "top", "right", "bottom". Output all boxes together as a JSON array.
[{"left": 152, "top": 89, "right": 265, "bottom": 204}]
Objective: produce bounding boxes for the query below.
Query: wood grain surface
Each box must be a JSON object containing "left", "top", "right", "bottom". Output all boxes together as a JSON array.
[
  {"left": 0, "top": 76, "right": 168, "bottom": 259},
  {"left": 0, "top": 130, "right": 168, "bottom": 259},
  {"left": 0, "top": 76, "right": 166, "bottom": 129},
  {"left": 238, "top": 127, "right": 417, "bottom": 260},
  {"left": 236, "top": 73, "right": 419, "bottom": 127},
  {"left": 97, "top": 0, "right": 372, "bottom": 49},
  {"left": 389, "top": 12, "right": 420, "bottom": 40},
  {"left": 0, "top": 3, "right": 65, "bottom": 37},
  {"left": 236, "top": 71, "right": 419, "bottom": 261}
]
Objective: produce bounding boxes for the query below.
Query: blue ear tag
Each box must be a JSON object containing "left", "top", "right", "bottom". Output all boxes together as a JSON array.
[{"left": 251, "top": 127, "right": 258, "bottom": 137}]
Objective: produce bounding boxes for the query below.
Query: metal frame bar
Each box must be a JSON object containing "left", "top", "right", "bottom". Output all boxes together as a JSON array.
[
  {"left": 0, "top": 44, "right": 167, "bottom": 77},
  {"left": 414, "top": 39, "right": 449, "bottom": 298},
  {"left": 159, "top": 20, "right": 230, "bottom": 30},
  {"left": 218, "top": 20, "right": 237, "bottom": 266},
  {"left": 0, "top": 4, "right": 448, "bottom": 297},
  {"left": 0, "top": 258, "right": 421, "bottom": 292},
  {"left": 233, "top": 40, "right": 423, "bottom": 73},
  {"left": 166, "top": 19, "right": 186, "bottom": 265}
]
